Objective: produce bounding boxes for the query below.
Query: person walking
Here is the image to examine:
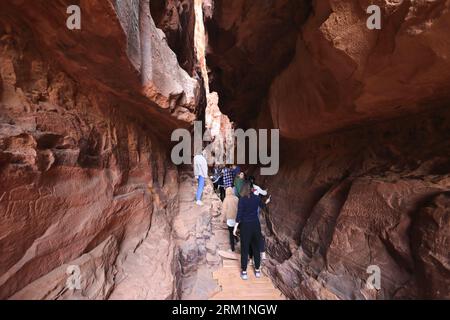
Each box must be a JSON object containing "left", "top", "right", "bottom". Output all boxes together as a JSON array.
[
  {"left": 222, "top": 165, "right": 234, "bottom": 190},
  {"left": 222, "top": 187, "right": 239, "bottom": 252},
  {"left": 234, "top": 171, "right": 245, "bottom": 197},
  {"left": 193, "top": 151, "right": 208, "bottom": 206},
  {"left": 249, "top": 176, "right": 268, "bottom": 197},
  {"left": 233, "top": 182, "right": 270, "bottom": 280},
  {"left": 249, "top": 176, "right": 269, "bottom": 260},
  {"left": 211, "top": 165, "right": 224, "bottom": 200}
]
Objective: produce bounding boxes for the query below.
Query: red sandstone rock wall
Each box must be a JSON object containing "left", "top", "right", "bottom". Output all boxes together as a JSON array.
[
  {"left": 207, "top": 0, "right": 450, "bottom": 299},
  {"left": 2, "top": 0, "right": 449, "bottom": 301},
  {"left": 0, "top": 0, "right": 201, "bottom": 299},
  {"left": 269, "top": 0, "right": 450, "bottom": 139},
  {"left": 149, "top": 0, "right": 198, "bottom": 76},
  {"left": 208, "top": 0, "right": 450, "bottom": 137},
  {"left": 259, "top": 108, "right": 450, "bottom": 299}
]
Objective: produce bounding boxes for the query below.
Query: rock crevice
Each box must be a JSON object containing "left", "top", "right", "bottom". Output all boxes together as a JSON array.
[{"left": 0, "top": 0, "right": 204, "bottom": 299}]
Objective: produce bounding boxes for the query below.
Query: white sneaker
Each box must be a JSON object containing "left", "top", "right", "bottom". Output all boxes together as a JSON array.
[
  {"left": 261, "top": 252, "right": 266, "bottom": 260},
  {"left": 195, "top": 200, "right": 203, "bottom": 206}
]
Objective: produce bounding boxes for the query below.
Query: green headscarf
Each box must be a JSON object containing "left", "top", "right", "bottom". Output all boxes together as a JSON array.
[{"left": 234, "top": 177, "right": 244, "bottom": 197}]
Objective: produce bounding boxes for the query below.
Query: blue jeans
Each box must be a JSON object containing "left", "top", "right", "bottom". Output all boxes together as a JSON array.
[{"left": 196, "top": 176, "right": 205, "bottom": 201}]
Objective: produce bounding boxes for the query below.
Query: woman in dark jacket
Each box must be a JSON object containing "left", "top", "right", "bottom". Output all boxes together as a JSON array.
[{"left": 233, "top": 181, "right": 270, "bottom": 280}]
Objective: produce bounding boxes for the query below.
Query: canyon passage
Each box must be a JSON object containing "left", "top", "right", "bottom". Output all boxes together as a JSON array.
[{"left": 0, "top": 0, "right": 449, "bottom": 300}]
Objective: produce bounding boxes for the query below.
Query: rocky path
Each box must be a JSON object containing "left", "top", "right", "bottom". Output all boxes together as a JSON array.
[
  {"left": 110, "top": 167, "right": 284, "bottom": 300},
  {"left": 176, "top": 168, "right": 284, "bottom": 300},
  {"left": 173, "top": 169, "right": 225, "bottom": 299},
  {"left": 210, "top": 258, "right": 285, "bottom": 300}
]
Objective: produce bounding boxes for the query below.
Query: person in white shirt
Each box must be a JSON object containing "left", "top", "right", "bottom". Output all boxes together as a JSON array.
[
  {"left": 193, "top": 150, "right": 208, "bottom": 206},
  {"left": 252, "top": 184, "right": 268, "bottom": 197}
]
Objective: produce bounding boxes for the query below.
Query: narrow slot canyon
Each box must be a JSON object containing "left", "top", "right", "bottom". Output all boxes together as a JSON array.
[{"left": 0, "top": 0, "right": 449, "bottom": 301}]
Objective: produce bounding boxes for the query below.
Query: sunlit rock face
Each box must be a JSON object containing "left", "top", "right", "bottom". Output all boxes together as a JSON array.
[
  {"left": 149, "top": 0, "right": 198, "bottom": 76},
  {"left": 0, "top": 0, "right": 202, "bottom": 299},
  {"left": 207, "top": 0, "right": 450, "bottom": 299},
  {"left": 113, "top": 0, "right": 200, "bottom": 121}
]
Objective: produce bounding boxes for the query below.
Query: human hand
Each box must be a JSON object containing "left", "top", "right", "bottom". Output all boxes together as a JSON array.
[{"left": 233, "top": 225, "right": 238, "bottom": 237}]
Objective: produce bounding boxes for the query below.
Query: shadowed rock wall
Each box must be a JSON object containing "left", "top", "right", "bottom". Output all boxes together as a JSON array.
[{"left": 0, "top": 0, "right": 202, "bottom": 299}]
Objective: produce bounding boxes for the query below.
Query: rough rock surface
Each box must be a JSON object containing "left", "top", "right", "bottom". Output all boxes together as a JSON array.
[
  {"left": 269, "top": 0, "right": 450, "bottom": 139},
  {"left": 411, "top": 192, "right": 450, "bottom": 299},
  {"left": 0, "top": 0, "right": 201, "bottom": 299},
  {"left": 204, "top": 92, "right": 234, "bottom": 165},
  {"left": 256, "top": 108, "right": 450, "bottom": 300},
  {"left": 206, "top": 0, "right": 309, "bottom": 126},
  {"left": 2, "top": 0, "right": 450, "bottom": 301},
  {"left": 208, "top": 0, "right": 450, "bottom": 138},
  {"left": 207, "top": 0, "right": 450, "bottom": 299},
  {"left": 149, "top": 0, "right": 197, "bottom": 76},
  {"left": 173, "top": 169, "right": 222, "bottom": 300},
  {"left": 113, "top": 0, "right": 200, "bottom": 119}
]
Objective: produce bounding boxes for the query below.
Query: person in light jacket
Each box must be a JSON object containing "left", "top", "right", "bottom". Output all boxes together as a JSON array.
[
  {"left": 222, "top": 187, "right": 239, "bottom": 252},
  {"left": 193, "top": 151, "right": 208, "bottom": 206}
]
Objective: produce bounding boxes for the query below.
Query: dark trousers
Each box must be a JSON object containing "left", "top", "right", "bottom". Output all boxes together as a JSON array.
[
  {"left": 240, "top": 220, "right": 262, "bottom": 271},
  {"left": 227, "top": 226, "right": 238, "bottom": 252},
  {"left": 249, "top": 235, "right": 265, "bottom": 258},
  {"left": 219, "top": 186, "right": 225, "bottom": 202},
  {"left": 214, "top": 184, "right": 226, "bottom": 202}
]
